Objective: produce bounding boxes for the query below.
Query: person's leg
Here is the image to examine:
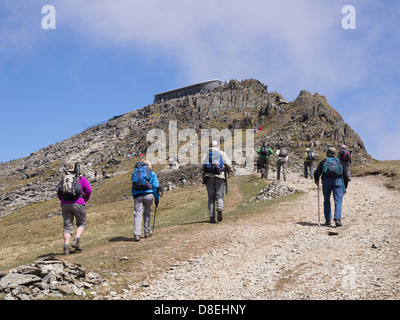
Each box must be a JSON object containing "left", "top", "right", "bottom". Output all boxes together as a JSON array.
[
  {"left": 322, "top": 178, "right": 333, "bottom": 223},
  {"left": 62, "top": 204, "right": 74, "bottom": 254},
  {"left": 277, "top": 161, "right": 281, "bottom": 180},
  {"left": 333, "top": 178, "right": 344, "bottom": 224},
  {"left": 142, "top": 193, "right": 154, "bottom": 235},
  {"left": 265, "top": 158, "right": 270, "bottom": 178},
  {"left": 215, "top": 178, "right": 225, "bottom": 222},
  {"left": 133, "top": 196, "right": 144, "bottom": 239},
  {"left": 260, "top": 158, "right": 267, "bottom": 178},
  {"left": 206, "top": 177, "right": 216, "bottom": 221},
  {"left": 71, "top": 204, "right": 86, "bottom": 251},
  {"left": 282, "top": 161, "right": 287, "bottom": 181},
  {"left": 309, "top": 162, "right": 314, "bottom": 179},
  {"left": 304, "top": 163, "right": 308, "bottom": 178}
]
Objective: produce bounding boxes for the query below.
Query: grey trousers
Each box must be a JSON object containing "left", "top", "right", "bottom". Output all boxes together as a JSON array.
[
  {"left": 304, "top": 162, "right": 314, "bottom": 179},
  {"left": 206, "top": 177, "right": 225, "bottom": 218},
  {"left": 133, "top": 193, "right": 154, "bottom": 236},
  {"left": 276, "top": 158, "right": 287, "bottom": 181}
]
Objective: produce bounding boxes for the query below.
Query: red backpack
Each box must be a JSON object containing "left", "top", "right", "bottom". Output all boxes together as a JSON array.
[{"left": 340, "top": 149, "right": 351, "bottom": 162}]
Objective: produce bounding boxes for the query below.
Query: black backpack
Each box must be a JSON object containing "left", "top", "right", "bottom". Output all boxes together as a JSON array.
[
  {"left": 306, "top": 150, "right": 316, "bottom": 161},
  {"left": 260, "top": 144, "right": 269, "bottom": 156},
  {"left": 58, "top": 171, "right": 82, "bottom": 201},
  {"left": 340, "top": 149, "right": 351, "bottom": 162}
]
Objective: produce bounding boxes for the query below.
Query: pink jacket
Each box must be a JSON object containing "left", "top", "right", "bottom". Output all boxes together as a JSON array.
[{"left": 57, "top": 176, "right": 92, "bottom": 207}]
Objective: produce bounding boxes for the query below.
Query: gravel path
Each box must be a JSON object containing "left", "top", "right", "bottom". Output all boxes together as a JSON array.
[{"left": 114, "top": 172, "right": 400, "bottom": 300}]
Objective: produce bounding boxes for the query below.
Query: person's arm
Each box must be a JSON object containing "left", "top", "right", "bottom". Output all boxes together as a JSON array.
[
  {"left": 314, "top": 160, "right": 325, "bottom": 185},
  {"left": 151, "top": 172, "right": 159, "bottom": 196},
  {"left": 81, "top": 177, "right": 92, "bottom": 202}
]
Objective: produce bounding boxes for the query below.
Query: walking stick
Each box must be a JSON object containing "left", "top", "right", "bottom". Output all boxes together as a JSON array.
[
  {"left": 152, "top": 188, "right": 163, "bottom": 232},
  {"left": 152, "top": 201, "right": 158, "bottom": 232},
  {"left": 317, "top": 184, "right": 321, "bottom": 227}
]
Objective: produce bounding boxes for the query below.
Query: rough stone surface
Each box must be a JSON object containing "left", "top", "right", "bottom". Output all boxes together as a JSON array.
[{"left": 0, "top": 256, "right": 105, "bottom": 300}]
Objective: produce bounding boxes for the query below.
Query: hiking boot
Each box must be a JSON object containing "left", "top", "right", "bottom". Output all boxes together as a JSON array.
[
  {"left": 71, "top": 237, "right": 82, "bottom": 251},
  {"left": 324, "top": 220, "right": 332, "bottom": 227},
  {"left": 210, "top": 216, "right": 217, "bottom": 223},
  {"left": 134, "top": 235, "right": 140, "bottom": 241},
  {"left": 64, "top": 245, "right": 71, "bottom": 255},
  {"left": 145, "top": 232, "right": 151, "bottom": 238},
  {"left": 217, "top": 209, "right": 223, "bottom": 222},
  {"left": 334, "top": 219, "right": 342, "bottom": 227}
]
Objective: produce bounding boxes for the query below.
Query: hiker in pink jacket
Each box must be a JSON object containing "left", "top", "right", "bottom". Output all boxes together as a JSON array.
[{"left": 57, "top": 161, "right": 92, "bottom": 255}]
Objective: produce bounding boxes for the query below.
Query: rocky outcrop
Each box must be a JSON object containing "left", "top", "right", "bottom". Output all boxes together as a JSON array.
[
  {"left": 0, "top": 255, "right": 105, "bottom": 300},
  {"left": 158, "top": 165, "right": 203, "bottom": 191},
  {"left": 251, "top": 181, "right": 299, "bottom": 202}
]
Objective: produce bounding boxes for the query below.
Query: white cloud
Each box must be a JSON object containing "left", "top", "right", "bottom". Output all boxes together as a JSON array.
[
  {"left": 1, "top": 0, "right": 400, "bottom": 160},
  {"left": 52, "top": 0, "right": 360, "bottom": 94}
]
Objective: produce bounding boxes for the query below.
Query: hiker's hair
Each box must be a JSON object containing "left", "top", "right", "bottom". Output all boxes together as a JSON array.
[
  {"left": 142, "top": 158, "right": 152, "bottom": 170},
  {"left": 209, "top": 140, "right": 219, "bottom": 148},
  {"left": 62, "top": 160, "right": 74, "bottom": 169},
  {"left": 326, "top": 147, "right": 336, "bottom": 157}
]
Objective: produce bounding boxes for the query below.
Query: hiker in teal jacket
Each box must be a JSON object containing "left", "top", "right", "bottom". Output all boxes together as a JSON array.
[
  {"left": 314, "top": 147, "right": 344, "bottom": 227},
  {"left": 256, "top": 143, "right": 273, "bottom": 179}
]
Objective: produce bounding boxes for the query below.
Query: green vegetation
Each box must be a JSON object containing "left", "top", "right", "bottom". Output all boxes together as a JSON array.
[{"left": 352, "top": 160, "right": 400, "bottom": 190}]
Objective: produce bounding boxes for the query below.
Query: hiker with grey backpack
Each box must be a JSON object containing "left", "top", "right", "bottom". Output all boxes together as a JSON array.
[
  {"left": 57, "top": 161, "right": 92, "bottom": 255},
  {"left": 314, "top": 147, "right": 345, "bottom": 227},
  {"left": 202, "top": 140, "right": 232, "bottom": 223},
  {"left": 303, "top": 148, "right": 316, "bottom": 179},
  {"left": 276, "top": 145, "right": 289, "bottom": 181}
]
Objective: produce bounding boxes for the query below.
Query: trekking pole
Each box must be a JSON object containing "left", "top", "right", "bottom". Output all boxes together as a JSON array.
[
  {"left": 317, "top": 184, "right": 321, "bottom": 227},
  {"left": 152, "top": 188, "right": 163, "bottom": 232},
  {"left": 152, "top": 203, "right": 158, "bottom": 232},
  {"left": 224, "top": 169, "right": 228, "bottom": 195}
]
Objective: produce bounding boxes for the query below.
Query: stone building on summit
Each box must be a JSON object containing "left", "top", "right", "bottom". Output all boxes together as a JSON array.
[{"left": 154, "top": 79, "right": 223, "bottom": 104}]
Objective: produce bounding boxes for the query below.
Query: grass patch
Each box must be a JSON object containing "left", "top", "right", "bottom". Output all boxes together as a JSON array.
[{"left": 352, "top": 160, "right": 400, "bottom": 190}]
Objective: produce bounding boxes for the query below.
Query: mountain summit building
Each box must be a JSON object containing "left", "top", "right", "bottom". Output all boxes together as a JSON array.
[{"left": 154, "top": 79, "right": 223, "bottom": 103}]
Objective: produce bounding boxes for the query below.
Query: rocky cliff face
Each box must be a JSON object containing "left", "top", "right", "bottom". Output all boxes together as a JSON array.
[{"left": 0, "top": 79, "right": 370, "bottom": 218}]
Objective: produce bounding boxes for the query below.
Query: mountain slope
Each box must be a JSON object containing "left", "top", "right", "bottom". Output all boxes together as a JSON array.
[{"left": 0, "top": 78, "right": 370, "bottom": 219}]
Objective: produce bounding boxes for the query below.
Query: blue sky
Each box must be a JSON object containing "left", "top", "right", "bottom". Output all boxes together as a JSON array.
[{"left": 0, "top": 0, "right": 399, "bottom": 163}]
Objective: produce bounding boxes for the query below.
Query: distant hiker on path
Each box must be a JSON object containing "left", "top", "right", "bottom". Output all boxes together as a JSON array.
[
  {"left": 276, "top": 146, "right": 289, "bottom": 181},
  {"left": 131, "top": 159, "right": 159, "bottom": 241},
  {"left": 57, "top": 161, "right": 92, "bottom": 255},
  {"left": 314, "top": 147, "right": 345, "bottom": 227},
  {"left": 256, "top": 142, "right": 273, "bottom": 179},
  {"left": 303, "top": 148, "right": 316, "bottom": 179},
  {"left": 338, "top": 144, "right": 352, "bottom": 190},
  {"left": 202, "top": 140, "right": 232, "bottom": 223}
]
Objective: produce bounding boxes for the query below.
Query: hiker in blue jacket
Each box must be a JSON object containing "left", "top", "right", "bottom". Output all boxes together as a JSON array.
[
  {"left": 131, "top": 159, "right": 159, "bottom": 241},
  {"left": 314, "top": 147, "right": 345, "bottom": 227}
]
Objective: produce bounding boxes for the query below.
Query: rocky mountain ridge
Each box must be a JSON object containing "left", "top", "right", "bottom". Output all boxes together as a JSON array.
[{"left": 0, "top": 79, "right": 371, "bottom": 218}]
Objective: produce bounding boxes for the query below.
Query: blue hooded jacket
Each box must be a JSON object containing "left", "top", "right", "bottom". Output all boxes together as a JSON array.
[{"left": 131, "top": 162, "right": 159, "bottom": 199}]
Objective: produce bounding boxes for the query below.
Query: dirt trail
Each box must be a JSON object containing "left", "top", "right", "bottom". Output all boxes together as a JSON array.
[{"left": 111, "top": 171, "right": 400, "bottom": 300}]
